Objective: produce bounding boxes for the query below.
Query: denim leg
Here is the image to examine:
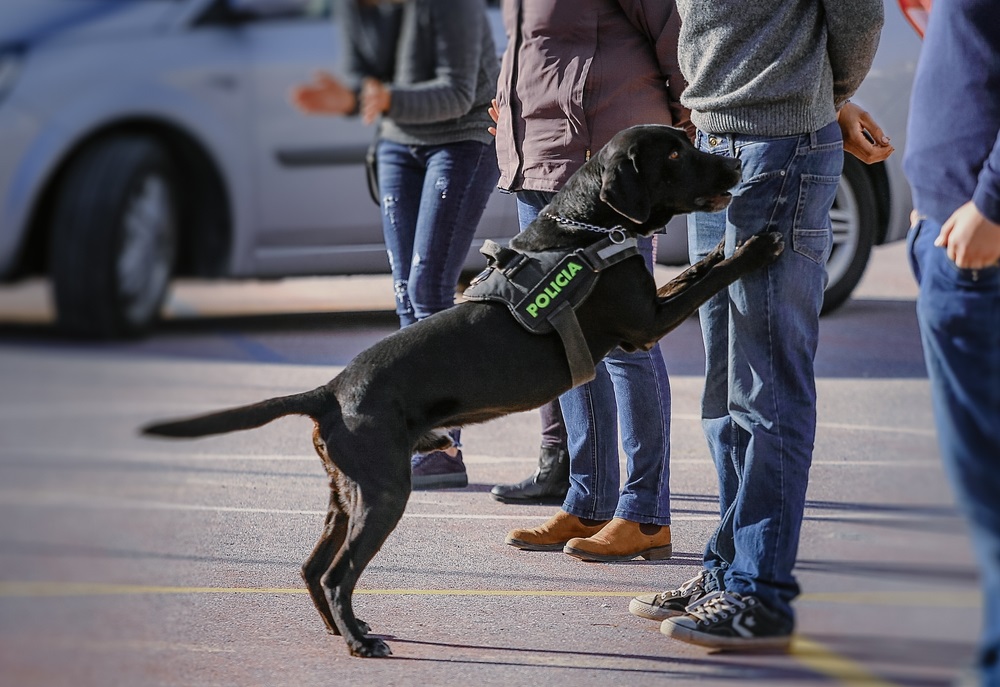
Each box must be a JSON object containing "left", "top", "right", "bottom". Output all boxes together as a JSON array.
[
  {"left": 688, "top": 207, "right": 741, "bottom": 585},
  {"left": 689, "top": 124, "right": 842, "bottom": 621},
  {"left": 560, "top": 236, "right": 672, "bottom": 525},
  {"left": 604, "top": 342, "right": 672, "bottom": 524},
  {"left": 377, "top": 140, "right": 499, "bottom": 326},
  {"left": 408, "top": 140, "right": 499, "bottom": 321},
  {"left": 910, "top": 218, "right": 1000, "bottom": 683},
  {"left": 516, "top": 191, "right": 671, "bottom": 522},
  {"left": 559, "top": 362, "right": 622, "bottom": 520},
  {"left": 516, "top": 191, "right": 569, "bottom": 452},
  {"left": 376, "top": 140, "right": 422, "bottom": 326}
]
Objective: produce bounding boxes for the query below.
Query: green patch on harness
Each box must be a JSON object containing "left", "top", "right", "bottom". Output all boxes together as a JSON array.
[{"left": 523, "top": 260, "right": 586, "bottom": 318}]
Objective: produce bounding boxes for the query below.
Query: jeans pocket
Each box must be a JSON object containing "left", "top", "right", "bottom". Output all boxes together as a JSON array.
[{"left": 792, "top": 174, "right": 838, "bottom": 264}]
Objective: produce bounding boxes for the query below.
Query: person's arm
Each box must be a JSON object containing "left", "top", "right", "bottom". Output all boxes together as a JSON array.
[
  {"left": 936, "top": 130, "right": 1000, "bottom": 269},
  {"left": 821, "top": 0, "right": 883, "bottom": 108},
  {"left": 372, "top": 0, "right": 486, "bottom": 125},
  {"left": 620, "top": 0, "right": 693, "bottom": 139},
  {"left": 290, "top": 71, "right": 358, "bottom": 116},
  {"left": 837, "top": 101, "right": 893, "bottom": 164}
]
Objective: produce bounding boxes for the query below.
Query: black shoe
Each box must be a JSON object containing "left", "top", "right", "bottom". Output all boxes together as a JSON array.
[
  {"left": 629, "top": 569, "right": 711, "bottom": 621},
  {"left": 660, "top": 591, "right": 793, "bottom": 651},
  {"left": 490, "top": 446, "right": 569, "bottom": 503}
]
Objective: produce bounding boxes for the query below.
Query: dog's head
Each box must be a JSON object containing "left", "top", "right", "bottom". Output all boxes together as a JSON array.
[{"left": 596, "top": 124, "right": 741, "bottom": 230}]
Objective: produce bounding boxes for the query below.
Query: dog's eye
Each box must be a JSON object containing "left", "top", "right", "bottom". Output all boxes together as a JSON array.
[{"left": 669, "top": 151, "right": 680, "bottom": 160}]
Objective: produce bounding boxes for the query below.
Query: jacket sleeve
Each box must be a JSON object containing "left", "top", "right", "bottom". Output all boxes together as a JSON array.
[
  {"left": 618, "top": 0, "right": 694, "bottom": 138},
  {"left": 974, "top": 130, "right": 1000, "bottom": 225},
  {"left": 334, "top": 0, "right": 366, "bottom": 90},
  {"left": 821, "top": 0, "right": 884, "bottom": 109},
  {"left": 387, "top": 0, "right": 486, "bottom": 124}
]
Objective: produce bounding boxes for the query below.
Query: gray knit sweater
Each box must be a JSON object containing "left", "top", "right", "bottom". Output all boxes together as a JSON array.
[
  {"left": 339, "top": 0, "right": 499, "bottom": 147},
  {"left": 674, "top": 0, "right": 883, "bottom": 137}
]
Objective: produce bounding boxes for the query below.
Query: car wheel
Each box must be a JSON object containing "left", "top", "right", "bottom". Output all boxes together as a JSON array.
[
  {"left": 822, "top": 155, "right": 878, "bottom": 315},
  {"left": 49, "top": 136, "right": 177, "bottom": 338}
]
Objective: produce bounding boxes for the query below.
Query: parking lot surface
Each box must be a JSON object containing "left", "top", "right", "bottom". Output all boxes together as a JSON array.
[{"left": 0, "top": 243, "right": 980, "bottom": 686}]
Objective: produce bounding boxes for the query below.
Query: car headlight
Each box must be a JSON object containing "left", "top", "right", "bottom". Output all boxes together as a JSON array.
[{"left": 0, "top": 48, "right": 24, "bottom": 105}]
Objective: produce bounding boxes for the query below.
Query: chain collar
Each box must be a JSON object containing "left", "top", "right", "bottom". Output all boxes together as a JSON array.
[{"left": 541, "top": 212, "right": 628, "bottom": 244}]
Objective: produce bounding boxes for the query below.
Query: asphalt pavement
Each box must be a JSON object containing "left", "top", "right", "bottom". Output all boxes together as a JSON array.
[{"left": 0, "top": 242, "right": 981, "bottom": 687}]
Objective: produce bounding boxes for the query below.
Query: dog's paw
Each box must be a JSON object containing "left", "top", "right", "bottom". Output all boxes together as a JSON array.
[
  {"left": 348, "top": 636, "right": 393, "bottom": 658},
  {"left": 739, "top": 231, "right": 785, "bottom": 263}
]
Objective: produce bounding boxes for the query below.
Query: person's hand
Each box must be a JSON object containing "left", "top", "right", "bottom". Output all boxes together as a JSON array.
[
  {"left": 360, "top": 78, "right": 391, "bottom": 125},
  {"left": 838, "top": 102, "right": 894, "bottom": 164},
  {"left": 290, "top": 71, "right": 355, "bottom": 116},
  {"left": 487, "top": 98, "right": 499, "bottom": 137},
  {"left": 935, "top": 201, "right": 1000, "bottom": 269}
]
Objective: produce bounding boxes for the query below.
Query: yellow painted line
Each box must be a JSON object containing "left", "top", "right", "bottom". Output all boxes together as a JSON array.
[
  {"left": 1, "top": 581, "right": 962, "bottom": 686},
  {"left": 793, "top": 637, "right": 899, "bottom": 687},
  {"left": 0, "top": 582, "right": 641, "bottom": 598},
  {"left": 0, "top": 582, "right": 981, "bottom": 609}
]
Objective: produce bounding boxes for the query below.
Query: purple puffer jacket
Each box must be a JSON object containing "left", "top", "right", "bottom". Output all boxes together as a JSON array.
[{"left": 494, "top": 0, "right": 692, "bottom": 193}]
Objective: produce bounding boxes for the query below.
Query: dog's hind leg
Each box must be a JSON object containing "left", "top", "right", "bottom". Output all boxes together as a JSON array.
[
  {"left": 302, "top": 488, "right": 373, "bottom": 636},
  {"left": 321, "top": 484, "right": 409, "bottom": 658},
  {"left": 303, "top": 425, "right": 370, "bottom": 636}
]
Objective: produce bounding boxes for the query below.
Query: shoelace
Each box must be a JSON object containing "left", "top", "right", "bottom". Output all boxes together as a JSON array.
[
  {"left": 685, "top": 591, "right": 749, "bottom": 623},
  {"left": 655, "top": 570, "right": 709, "bottom": 604}
]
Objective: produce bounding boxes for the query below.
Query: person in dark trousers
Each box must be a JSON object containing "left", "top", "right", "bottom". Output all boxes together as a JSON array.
[
  {"left": 291, "top": 0, "right": 500, "bottom": 490},
  {"left": 904, "top": 0, "right": 1000, "bottom": 683},
  {"left": 490, "top": 0, "right": 693, "bottom": 562},
  {"left": 629, "top": 0, "right": 894, "bottom": 649}
]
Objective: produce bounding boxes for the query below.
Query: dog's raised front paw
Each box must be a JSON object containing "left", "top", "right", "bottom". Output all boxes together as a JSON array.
[
  {"left": 739, "top": 231, "right": 785, "bottom": 263},
  {"left": 348, "top": 635, "right": 393, "bottom": 658}
]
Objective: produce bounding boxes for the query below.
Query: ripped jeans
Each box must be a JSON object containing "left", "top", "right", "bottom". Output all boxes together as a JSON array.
[{"left": 376, "top": 139, "right": 499, "bottom": 327}]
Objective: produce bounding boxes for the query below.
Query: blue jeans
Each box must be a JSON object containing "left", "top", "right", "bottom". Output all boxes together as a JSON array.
[
  {"left": 687, "top": 122, "right": 842, "bottom": 623},
  {"left": 376, "top": 139, "right": 499, "bottom": 327},
  {"left": 516, "top": 190, "right": 672, "bottom": 525},
  {"left": 909, "top": 217, "right": 1000, "bottom": 684}
]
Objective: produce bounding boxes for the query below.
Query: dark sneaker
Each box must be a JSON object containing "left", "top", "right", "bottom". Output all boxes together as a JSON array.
[
  {"left": 411, "top": 450, "right": 468, "bottom": 490},
  {"left": 629, "top": 569, "right": 711, "bottom": 621},
  {"left": 660, "top": 591, "right": 793, "bottom": 651}
]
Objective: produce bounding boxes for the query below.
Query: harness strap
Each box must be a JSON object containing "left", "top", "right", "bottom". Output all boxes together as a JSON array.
[
  {"left": 470, "top": 236, "right": 641, "bottom": 388},
  {"left": 479, "top": 240, "right": 546, "bottom": 291},
  {"left": 548, "top": 302, "right": 596, "bottom": 386}
]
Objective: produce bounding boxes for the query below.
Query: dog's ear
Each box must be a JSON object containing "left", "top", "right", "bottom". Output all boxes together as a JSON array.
[{"left": 599, "top": 146, "right": 651, "bottom": 224}]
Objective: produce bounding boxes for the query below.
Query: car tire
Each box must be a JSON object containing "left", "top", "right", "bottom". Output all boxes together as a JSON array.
[
  {"left": 49, "top": 136, "right": 178, "bottom": 338},
  {"left": 821, "top": 155, "right": 878, "bottom": 315}
]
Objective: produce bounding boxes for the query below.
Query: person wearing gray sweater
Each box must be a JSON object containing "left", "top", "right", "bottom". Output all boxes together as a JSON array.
[
  {"left": 292, "top": 0, "right": 500, "bottom": 490},
  {"left": 629, "top": 0, "right": 895, "bottom": 650}
]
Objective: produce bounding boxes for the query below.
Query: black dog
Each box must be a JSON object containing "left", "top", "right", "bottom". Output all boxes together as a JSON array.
[{"left": 142, "top": 124, "right": 783, "bottom": 658}]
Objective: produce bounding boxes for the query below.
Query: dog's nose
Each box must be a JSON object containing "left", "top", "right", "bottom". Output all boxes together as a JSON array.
[{"left": 727, "top": 157, "right": 742, "bottom": 174}]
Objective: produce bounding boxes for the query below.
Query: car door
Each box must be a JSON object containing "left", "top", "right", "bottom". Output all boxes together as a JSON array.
[{"left": 240, "top": 2, "right": 390, "bottom": 277}]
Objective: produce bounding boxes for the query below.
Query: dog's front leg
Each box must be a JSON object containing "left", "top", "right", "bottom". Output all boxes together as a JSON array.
[
  {"left": 656, "top": 236, "right": 728, "bottom": 300},
  {"left": 650, "top": 231, "right": 784, "bottom": 339}
]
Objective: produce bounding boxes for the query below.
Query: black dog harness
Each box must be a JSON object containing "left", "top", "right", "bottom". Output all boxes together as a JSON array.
[{"left": 463, "top": 236, "right": 640, "bottom": 387}]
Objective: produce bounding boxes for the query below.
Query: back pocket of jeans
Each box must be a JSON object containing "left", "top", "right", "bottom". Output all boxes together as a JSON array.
[{"left": 792, "top": 174, "right": 838, "bottom": 264}]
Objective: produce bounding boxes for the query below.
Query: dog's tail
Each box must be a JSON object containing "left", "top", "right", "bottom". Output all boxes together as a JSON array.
[{"left": 141, "top": 388, "right": 328, "bottom": 439}]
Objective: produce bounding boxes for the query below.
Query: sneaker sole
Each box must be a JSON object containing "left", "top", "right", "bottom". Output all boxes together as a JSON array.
[
  {"left": 660, "top": 619, "right": 792, "bottom": 651},
  {"left": 562, "top": 543, "right": 672, "bottom": 563},
  {"left": 504, "top": 537, "right": 567, "bottom": 551},
  {"left": 411, "top": 474, "right": 469, "bottom": 490},
  {"left": 627, "top": 598, "right": 686, "bottom": 621}
]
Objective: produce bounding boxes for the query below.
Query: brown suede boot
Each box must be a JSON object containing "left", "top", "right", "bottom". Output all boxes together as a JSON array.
[
  {"left": 505, "top": 510, "right": 610, "bottom": 551},
  {"left": 563, "top": 518, "right": 672, "bottom": 562}
]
